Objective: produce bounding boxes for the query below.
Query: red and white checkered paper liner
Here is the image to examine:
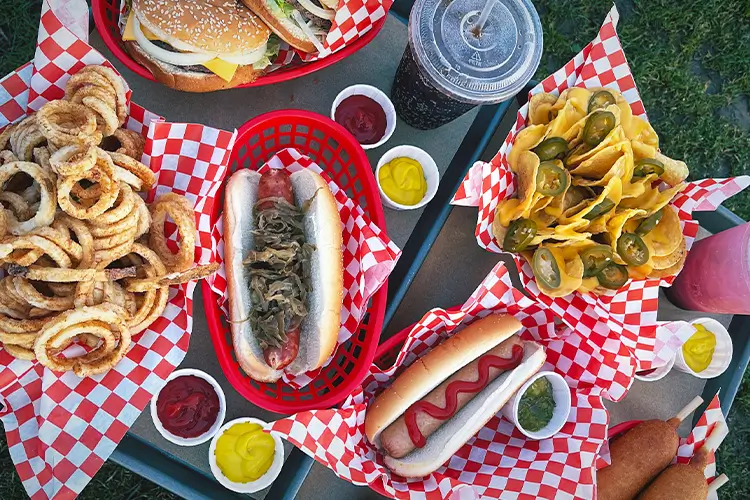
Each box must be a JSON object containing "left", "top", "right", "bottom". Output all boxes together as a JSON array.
[
  {"left": 0, "top": 1, "right": 237, "bottom": 498},
  {"left": 595, "top": 394, "right": 727, "bottom": 494},
  {"left": 207, "top": 147, "right": 400, "bottom": 388},
  {"left": 451, "top": 5, "right": 750, "bottom": 392},
  {"left": 268, "top": 260, "right": 615, "bottom": 499}
]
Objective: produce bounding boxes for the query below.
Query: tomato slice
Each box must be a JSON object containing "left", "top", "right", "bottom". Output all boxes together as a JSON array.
[
  {"left": 581, "top": 245, "right": 614, "bottom": 278},
  {"left": 617, "top": 232, "right": 650, "bottom": 266},
  {"left": 536, "top": 161, "right": 568, "bottom": 196},
  {"left": 503, "top": 218, "right": 538, "bottom": 252},
  {"left": 533, "top": 247, "right": 562, "bottom": 289},
  {"left": 597, "top": 262, "right": 629, "bottom": 289}
]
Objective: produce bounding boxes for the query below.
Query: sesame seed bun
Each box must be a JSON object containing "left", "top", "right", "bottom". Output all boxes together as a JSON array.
[
  {"left": 239, "top": 0, "right": 317, "bottom": 53},
  {"left": 133, "top": 0, "right": 271, "bottom": 53}
]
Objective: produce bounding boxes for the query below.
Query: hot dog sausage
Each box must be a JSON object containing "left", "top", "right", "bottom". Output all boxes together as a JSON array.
[
  {"left": 379, "top": 335, "right": 524, "bottom": 459},
  {"left": 597, "top": 420, "right": 679, "bottom": 500},
  {"left": 256, "top": 169, "right": 299, "bottom": 370},
  {"left": 256, "top": 169, "right": 294, "bottom": 210}
]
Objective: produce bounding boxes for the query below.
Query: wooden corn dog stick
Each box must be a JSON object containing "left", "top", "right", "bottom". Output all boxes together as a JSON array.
[
  {"left": 691, "top": 421, "right": 729, "bottom": 471},
  {"left": 707, "top": 474, "right": 729, "bottom": 495},
  {"left": 667, "top": 396, "right": 704, "bottom": 427}
]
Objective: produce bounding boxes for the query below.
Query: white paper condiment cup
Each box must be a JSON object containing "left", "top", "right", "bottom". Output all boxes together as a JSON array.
[
  {"left": 634, "top": 353, "right": 676, "bottom": 382},
  {"left": 501, "top": 371, "right": 571, "bottom": 440},
  {"left": 150, "top": 368, "right": 226, "bottom": 447},
  {"left": 331, "top": 84, "right": 396, "bottom": 150},
  {"left": 674, "top": 318, "right": 733, "bottom": 379},
  {"left": 209, "top": 417, "right": 285, "bottom": 493},
  {"left": 375, "top": 145, "right": 439, "bottom": 210}
]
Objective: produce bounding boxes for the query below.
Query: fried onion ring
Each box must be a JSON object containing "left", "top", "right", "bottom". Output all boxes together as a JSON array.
[
  {"left": 148, "top": 193, "right": 196, "bottom": 272},
  {"left": 108, "top": 151, "right": 155, "bottom": 191},
  {"left": 125, "top": 262, "right": 219, "bottom": 292},
  {"left": 12, "top": 277, "right": 75, "bottom": 311},
  {"left": 4, "top": 343, "right": 37, "bottom": 360},
  {"left": 0, "top": 161, "right": 56, "bottom": 235},
  {"left": 37, "top": 100, "right": 99, "bottom": 148},
  {"left": 6, "top": 263, "right": 136, "bottom": 282},
  {"left": 49, "top": 144, "right": 96, "bottom": 176},
  {"left": 101, "top": 129, "right": 144, "bottom": 160},
  {"left": 52, "top": 213, "right": 94, "bottom": 269},
  {"left": 57, "top": 150, "right": 119, "bottom": 219}
]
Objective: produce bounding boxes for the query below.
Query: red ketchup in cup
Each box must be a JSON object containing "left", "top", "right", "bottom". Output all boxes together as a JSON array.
[
  {"left": 156, "top": 375, "right": 221, "bottom": 438},
  {"left": 334, "top": 95, "right": 387, "bottom": 145}
]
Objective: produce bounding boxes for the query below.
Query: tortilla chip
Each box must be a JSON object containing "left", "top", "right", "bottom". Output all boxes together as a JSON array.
[
  {"left": 618, "top": 184, "right": 661, "bottom": 210},
  {"left": 561, "top": 87, "right": 593, "bottom": 116},
  {"left": 532, "top": 245, "right": 584, "bottom": 298},
  {"left": 642, "top": 205, "right": 682, "bottom": 257},
  {"left": 645, "top": 183, "right": 687, "bottom": 216},
  {"left": 492, "top": 208, "right": 508, "bottom": 247},
  {"left": 632, "top": 140, "right": 658, "bottom": 160},
  {"left": 606, "top": 208, "right": 648, "bottom": 262},
  {"left": 566, "top": 122, "right": 626, "bottom": 168},
  {"left": 495, "top": 198, "right": 521, "bottom": 228},
  {"left": 509, "top": 125, "right": 547, "bottom": 173},
  {"left": 561, "top": 176, "right": 622, "bottom": 224},
  {"left": 546, "top": 100, "right": 589, "bottom": 138},
  {"left": 622, "top": 115, "right": 659, "bottom": 148},
  {"left": 655, "top": 152, "right": 689, "bottom": 186},
  {"left": 622, "top": 172, "right": 658, "bottom": 199},
  {"left": 629, "top": 263, "right": 654, "bottom": 279},
  {"left": 529, "top": 93, "right": 560, "bottom": 125},
  {"left": 648, "top": 243, "right": 687, "bottom": 278},
  {"left": 651, "top": 235, "right": 686, "bottom": 270},
  {"left": 572, "top": 142, "right": 634, "bottom": 184}
]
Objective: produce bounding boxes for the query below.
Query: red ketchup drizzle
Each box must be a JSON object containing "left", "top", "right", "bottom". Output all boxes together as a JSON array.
[
  {"left": 404, "top": 344, "right": 525, "bottom": 449},
  {"left": 156, "top": 375, "right": 220, "bottom": 438},
  {"left": 334, "top": 95, "right": 387, "bottom": 145}
]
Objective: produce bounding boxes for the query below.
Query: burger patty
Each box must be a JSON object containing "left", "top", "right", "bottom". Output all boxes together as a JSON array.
[
  {"left": 285, "top": 0, "right": 333, "bottom": 31},
  {"left": 152, "top": 40, "right": 214, "bottom": 73}
]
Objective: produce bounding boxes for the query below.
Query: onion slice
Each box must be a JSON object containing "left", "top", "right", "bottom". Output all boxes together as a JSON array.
[
  {"left": 133, "top": 17, "right": 215, "bottom": 66},
  {"left": 296, "top": 0, "right": 335, "bottom": 20},
  {"left": 291, "top": 10, "right": 327, "bottom": 53},
  {"left": 219, "top": 44, "right": 269, "bottom": 65}
]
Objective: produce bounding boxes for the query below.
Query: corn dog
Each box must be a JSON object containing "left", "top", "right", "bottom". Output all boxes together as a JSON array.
[
  {"left": 637, "top": 422, "right": 728, "bottom": 500},
  {"left": 597, "top": 397, "right": 704, "bottom": 500}
]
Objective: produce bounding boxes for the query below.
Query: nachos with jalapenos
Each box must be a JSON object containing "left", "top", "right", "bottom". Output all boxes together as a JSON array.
[{"left": 492, "top": 87, "right": 689, "bottom": 297}]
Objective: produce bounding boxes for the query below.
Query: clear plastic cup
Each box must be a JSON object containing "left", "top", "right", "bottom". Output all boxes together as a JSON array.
[{"left": 391, "top": 0, "right": 543, "bottom": 130}]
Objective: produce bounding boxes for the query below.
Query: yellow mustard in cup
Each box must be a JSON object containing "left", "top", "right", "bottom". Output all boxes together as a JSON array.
[
  {"left": 214, "top": 422, "right": 275, "bottom": 483},
  {"left": 682, "top": 324, "right": 716, "bottom": 373},
  {"left": 378, "top": 157, "right": 427, "bottom": 206}
]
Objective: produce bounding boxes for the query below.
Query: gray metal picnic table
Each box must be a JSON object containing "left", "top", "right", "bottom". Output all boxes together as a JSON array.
[{"left": 88, "top": 5, "right": 749, "bottom": 500}]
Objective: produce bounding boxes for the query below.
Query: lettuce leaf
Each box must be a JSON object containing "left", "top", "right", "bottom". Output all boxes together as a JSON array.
[{"left": 253, "top": 37, "right": 281, "bottom": 69}]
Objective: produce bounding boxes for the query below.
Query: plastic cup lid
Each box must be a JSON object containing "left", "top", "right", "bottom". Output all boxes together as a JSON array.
[{"left": 409, "top": 0, "right": 543, "bottom": 104}]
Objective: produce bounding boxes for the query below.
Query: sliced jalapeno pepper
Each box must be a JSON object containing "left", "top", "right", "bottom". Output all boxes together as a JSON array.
[
  {"left": 533, "top": 247, "right": 562, "bottom": 289},
  {"left": 633, "top": 158, "right": 665, "bottom": 178},
  {"left": 587, "top": 90, "right": 616, "bottom": 113},
  {"left": 617, "top": 232, "right": 650, "bottom": 266},
  {"left": 583, "top": 198, "right": 615, "bottom": 221},
  {"left": 635, "top": 209, "right": 664, "bottom": 236},
  {"left": 533, "top": 137, "right": 568, "bottom": 161},
  {"left": 583, "top": 111, "right": 616, "bottom": 147},
  {"left": 597, "top": 262, "right": 629, "bottom": 289},
  {"left": 581, "top": 245, "right": 614, "bottom": 278},
  {"left": 503, "top": 218, "right": 538, "bottom": 252},
  {"left": 536, "top": 161, "right": 568, "bottom": 196}
]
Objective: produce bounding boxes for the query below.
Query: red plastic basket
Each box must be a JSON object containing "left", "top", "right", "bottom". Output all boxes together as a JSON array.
[
  {"left": 92, "top": 0, "right": 387, "bottom": 89},
  {"left": 202, "top": 109, "right": 387, "bottom": 414}
]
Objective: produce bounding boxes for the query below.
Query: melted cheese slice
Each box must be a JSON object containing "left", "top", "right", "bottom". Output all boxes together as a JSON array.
[{"left": 123, "top": 11, "right": 158, "bottom": 41}]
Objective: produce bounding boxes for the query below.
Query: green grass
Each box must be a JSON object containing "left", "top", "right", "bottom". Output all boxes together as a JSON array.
[{"left": 0, "top": 0, "right": 749, "bottom": 498}]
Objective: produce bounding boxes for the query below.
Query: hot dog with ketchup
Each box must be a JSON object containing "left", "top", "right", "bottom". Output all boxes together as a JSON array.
[
  {"left": 365, "top": 314, "right": 546, "bottom": 478},
  {"left": 224, "top": 168, "right": 343, "bottom": 382}
]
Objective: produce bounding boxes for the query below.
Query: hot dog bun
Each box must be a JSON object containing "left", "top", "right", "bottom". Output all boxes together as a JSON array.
[
  {"left": 365, "top": 314, "right": 546, "bottom": 478},
  {"left": 223, "top": 168, "right": 343, "bottom": 383}
]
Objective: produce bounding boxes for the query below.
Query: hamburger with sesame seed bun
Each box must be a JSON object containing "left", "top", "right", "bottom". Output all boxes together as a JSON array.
[{"left": 123, "top": 0, "right": 280, "bottom": 92}]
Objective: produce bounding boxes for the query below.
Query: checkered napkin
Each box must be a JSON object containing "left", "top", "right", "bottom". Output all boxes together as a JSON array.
[
  {"left": 268, "top": 260, "right": 610, "bottom": 499},
  {"left": 450, "top": 5, "right": 750, "bottom": 397},
  {"left": 0, "top": 1, "right": 238, "bottom": 498},
  {"left": 297, "top": 0, "right": 393, "bottom": 62},
  {"left": 206, "top": 147, "right": 400, "bottom": 388}
]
